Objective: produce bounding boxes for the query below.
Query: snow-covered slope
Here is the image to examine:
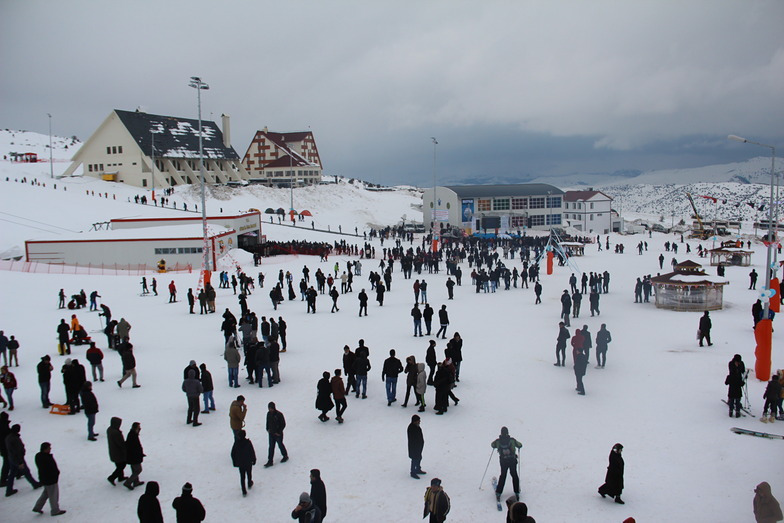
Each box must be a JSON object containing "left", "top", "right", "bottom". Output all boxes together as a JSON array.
[{"left": 0, "top": 130, "right": 781, "bottom": 522}]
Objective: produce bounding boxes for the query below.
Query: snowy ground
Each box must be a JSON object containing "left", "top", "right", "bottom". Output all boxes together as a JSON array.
[{"left": 0, "top": 160, "right": 782, "bottom": 522}]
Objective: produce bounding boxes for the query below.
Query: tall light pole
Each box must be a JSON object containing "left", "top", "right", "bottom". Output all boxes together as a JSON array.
[
  {"left": 150, "top": 128, "right": 161, "bottom": 203},
  {"left": 47, "top": 113, "right": 53, "bottom": 179},
  {"left": 189, "top": 76, "right": 210, "bottom": 272},
  {"left": 431, "top": 137, "right": 438, "bottom": 231},
  {"left": 729, "top": 134, "right": 778, "bottom": 380}
]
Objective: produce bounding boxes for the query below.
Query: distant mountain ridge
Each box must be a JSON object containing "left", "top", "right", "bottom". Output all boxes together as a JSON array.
[{"left": 440, "top": 156, "right": 774, "bottom": 188}]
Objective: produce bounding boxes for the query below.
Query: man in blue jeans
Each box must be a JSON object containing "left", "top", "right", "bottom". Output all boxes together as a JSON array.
[{"left": 382, "top": 349, "right": 403, "bottom": 406}]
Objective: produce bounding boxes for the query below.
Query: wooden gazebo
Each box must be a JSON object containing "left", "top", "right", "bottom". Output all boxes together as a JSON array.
[
  {"left": 709, "top": 240, "right": 753, "bottom": 267},
  {"left": 649, "top": 260, "right": 729, "bottom": 311}
]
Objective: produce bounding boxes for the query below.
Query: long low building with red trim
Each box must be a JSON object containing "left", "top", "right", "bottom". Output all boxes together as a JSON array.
[{"left": 24, "top": 211, "right": 262, "bottom": 270}]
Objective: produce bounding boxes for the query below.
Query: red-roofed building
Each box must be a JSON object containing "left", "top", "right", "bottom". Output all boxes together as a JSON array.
[
  {"left": 241, "top": 128, "right": 322, "bottom": 187},
  {"left": 563, "top": 189, "right": 614, "bottom": 234}
]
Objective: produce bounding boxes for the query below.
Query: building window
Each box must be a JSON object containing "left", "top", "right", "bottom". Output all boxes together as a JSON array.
[
  {"left": 530, "top": 215, "right": 545, "bottom": 226},
  {"left": 106, "top": 147, "right": 111, "bottom": 154},
  {"left": 112, "top": 146, "right": 117, "bottom": 154},
  {"left": 590, "top": 202, "right": 594, "bottom": 209},
  {"left": 493, "top": 198, "right": 510, "bottom": 211},
  {"left": 154, "top": 248, "right": 178, "bottom": 255},
  {"left": 590, "top": 214, "right": 594, "bottom": 221},
  {"left": 597, "top": 213, "right": 602, "bottom": 217},
  {"left": 547, "top": 214, "right": 562, "bottom": 225},
  {"left": 142, "top": 179, "right": 147, "bottom": 187},
  {"left": 88, "top": 165, "right": 93, "bottom": 172},
  {"left": 118, "top": 146, "right": 123, "bottom": 154},
  {"left": 99, "top": 164, "right": 103, "bottom": 170},
  {"left": 477, "top": 199, "right": 491, "bottom": 211},
  {"left": 529, "top": 197, "right": 545, "bottom": 209},
  {"left": 510, "top": 216, "right": 527, "bottom": 227},
  {"left": 511, "top": 197, "right": 527, "bottom": 210},
  {"left": 546, "top": 196, "right": 562, "bottom": 209}
]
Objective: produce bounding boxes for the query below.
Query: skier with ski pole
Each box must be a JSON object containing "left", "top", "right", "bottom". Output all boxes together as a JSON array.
[{"left": 490, "top": 426, "right": 523, "bottom": 510}]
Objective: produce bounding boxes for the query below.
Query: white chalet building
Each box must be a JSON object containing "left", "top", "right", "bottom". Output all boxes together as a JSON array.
[
  {"left": 62, "top": 110, "right": 249, "bottom": 188},
  {"left": 562, "top": 190, "right": 614, "bottom": 234}
]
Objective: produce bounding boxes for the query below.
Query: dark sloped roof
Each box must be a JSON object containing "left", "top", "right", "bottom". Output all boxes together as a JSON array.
[
  {"left": 443, "top": 183, "right": 564, "bottom": 198},
  {"left": 115, "top": 109, "right": 239, "bottom": 160},
  {"left": 264, "top": 156, "right": 315, "bottom": 168},
  {"left": 563, "top": 190, "right": 613, "bottom": 202}
]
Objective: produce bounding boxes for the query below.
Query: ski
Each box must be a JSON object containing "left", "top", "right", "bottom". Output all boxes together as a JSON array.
[
  {"left": 730, "top": 427, "right": 784, "bottom": 440},
  {"left": 491, "top": 477, "right": 502, "bottom": 511},
  {"left": 721, "top": 400, "right": 755, "bottom": 418}
]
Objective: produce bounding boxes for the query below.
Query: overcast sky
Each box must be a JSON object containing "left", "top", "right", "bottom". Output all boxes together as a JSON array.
[{"left": 1, "top": 1, "right": 782, "bottom": 186}]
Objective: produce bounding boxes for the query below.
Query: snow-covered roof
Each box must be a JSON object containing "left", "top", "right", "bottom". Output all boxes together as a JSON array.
[
  {"left": 27, "top": 224, "right": 233, "bottom": 243},
  {"left": 115, "top": 110, "right": 240, "bottom": 160}
]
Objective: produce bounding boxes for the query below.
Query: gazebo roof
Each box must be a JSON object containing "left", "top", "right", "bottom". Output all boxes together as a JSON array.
[{"left": 650, "top": 270, "right": 728, "bottom": 286}]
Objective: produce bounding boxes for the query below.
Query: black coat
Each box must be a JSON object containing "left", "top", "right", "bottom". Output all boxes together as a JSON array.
[
  {"left": 137, "top": 482, "right": 164, "bottom": 523},
  {"left": 310, "top": 478, "right": 328, "bottom": 519},
  {"left": 200, "top": 369, "right": 214, "bottom": 392},
  {"left": 266, "top": 409, "right": 286, "bottom": 435},
  {"left": 81, "top": 388, "right": 99, "bottom": 415},
  {"left": 126, "top": 430, "right": 144, "bottom": 465},
  {"left": 35, "top": 451, "right": 60, "bottom": 485},
  {"left": 231, "top": 437, "right": 256, "bottom": 468},
  {"left": 407, "top": 421, "right": 424, "bottom": 460},
  {"left": 172, "top": 493, "right": 206, "bottom": 523},
  {"left": 601, "top": 450, "right": 624, "bottom": 496},
  {"left": 107, "top": 419, "right": 126, "bottom": 463},
  {"left": 315, "top": 377, "right": 334, "bottom": 412}
]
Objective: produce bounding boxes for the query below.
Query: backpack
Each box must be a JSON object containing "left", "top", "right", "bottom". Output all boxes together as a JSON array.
[{"left": 497, "top": 437, "right": 516, "bottom": 462}]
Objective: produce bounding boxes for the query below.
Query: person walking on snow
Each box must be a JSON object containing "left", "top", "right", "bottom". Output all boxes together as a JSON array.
[
  {"left": 436, "top": 305, "right": 449, "bottom": 339},
  {"left": 598, "top": 443, "right": 625, "bottom": 504},
  {"left": 423, "top": 477, "right": 450, "bottom": 523},
  {"left": 491, "top": 426, "right": 523, "bottom": 502},
  {"left": 264, "top": 402, "right": 288, "bottom": 467},
  {"left": 32, "top": 442, "right": 66, "bottom": 516},
  {"left": 382, "top": 349, "right": 404, "bottom": 406},
  {"left": 595, "top": 324, "right": 612, "bottom": 368},
  {"left": 698, "top": 311, "right": 713, "bottom": 347},
  {"left": 231, "top": 430, "right": 256, "bottom": 497},
  {"left": 408, "top": 414, "right": 426, "bottom": 479},
  {"left": 554, "top": 322, "right": 571, "bottom": 367}
]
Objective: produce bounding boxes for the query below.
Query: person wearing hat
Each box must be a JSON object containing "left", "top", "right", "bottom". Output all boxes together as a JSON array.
[
  {"left": 172, "top": 482, "right": 205, "bottom": 522},
  {"left": 598, "top": 443, "right": 625, "bottom": 504},
  {"left": 423, "top": 477, "right": 450, "bottom": 522},
  {"left": 491, "top": 427, "right": 523, "bottom": 502},
  {"left": 291, "top": 491, "right": 322, "bottom": 522},
  {"left": 309, "top": 469, "right": 327, "bottom": 520}
]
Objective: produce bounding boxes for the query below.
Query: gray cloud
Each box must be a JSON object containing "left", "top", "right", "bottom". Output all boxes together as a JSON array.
[{"left": 1, "top": 1, "right": 782, "bottom": 185}]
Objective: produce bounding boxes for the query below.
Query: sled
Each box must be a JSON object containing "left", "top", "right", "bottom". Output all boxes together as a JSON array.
[
  {"left": 69, "top": 336, "right": 92, "bottom": 346},
  {"left": 49, "top": 404, "right": 71, "bottom": 415}
]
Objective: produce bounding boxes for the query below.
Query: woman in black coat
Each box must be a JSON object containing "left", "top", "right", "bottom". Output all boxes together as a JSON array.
[
  {"left": 597, "top": 443, "right": 625, "bottom": 504},
  {"left": 137, "top": 481, "right": 163, "bottom": 523},
  {"left": 316, "top": 372, "right": 335, "bottom": 422}
]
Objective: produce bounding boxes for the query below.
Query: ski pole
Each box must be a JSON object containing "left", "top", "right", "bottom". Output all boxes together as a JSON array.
[{"left": 479, "top": 448, "right": 494, "bottom": 490}]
